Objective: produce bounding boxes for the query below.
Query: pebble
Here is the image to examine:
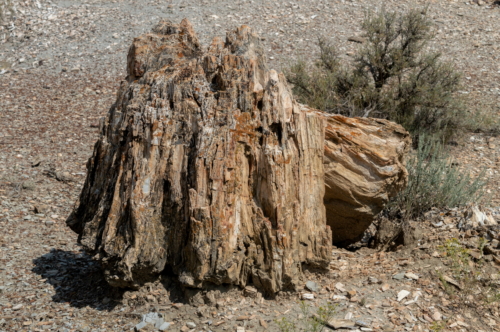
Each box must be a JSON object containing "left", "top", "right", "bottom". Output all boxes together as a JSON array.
[
  {"left": 397, "top": 290, "right": 411, "bottom": 302},
  {"left": 432, "top": 311, "right": 442, "bottom": 321},
  {"left": 158, "top": 322, "right": 171, "bottom": 331},
  {"left": 134, "top": 321, "right": 147, "bottom": 331},
  {"left": 355, "top": 320, "right": 370, "bottom": 328},
  {"left": 393, "top": 272, "right": 405, "bottom": 280},
  {"left": 302, "top": 293, "right": 315, "bottom": 300},
  {"left": 0, "top": 0, "right": 499, "bottom": 331},
  {"left": 186, "top": 322, "right": 196, "bottom": 328},
  {"left": 335, "top": 282, "right": 346, "bottom": 292},
  {"left": 404, "top": 272, "right": 419, "bottom": 280},
  {"left": 305, "top": 281, "right": 319, "bottom": 292}
]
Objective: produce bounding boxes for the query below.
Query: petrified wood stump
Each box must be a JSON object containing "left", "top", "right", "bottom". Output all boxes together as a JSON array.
[{"left": 66, "top": 19, "right": 410, "bottom": 293}]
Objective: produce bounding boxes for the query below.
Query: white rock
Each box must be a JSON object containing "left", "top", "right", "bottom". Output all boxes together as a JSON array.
[
  {"left": 405, "top": 272, "right": 419, "bottom": 280},
  {"left": 335, "top": 282, "right": 346, "bottom": 292},
  {"left": 12, "top": 304, "right": 23, "bottom": 310},
  {"left": 397, "top": 290, "right": 410, "bottom": 302},
  {"left": 470, "top": 206, "right": 486, "bottom": 227},
  {"left": 302, "top": 293, "right": 314, "bottom": 300},
  {"left": 331, "top": 295, "right": 347, "bottom": 301}
]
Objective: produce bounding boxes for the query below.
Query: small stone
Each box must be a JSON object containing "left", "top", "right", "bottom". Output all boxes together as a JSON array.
[
  {"left": 335, "top": 282, "right": 346, "bottom": 292},
  {"left": 393, "top": 272, "right": 405, "bottom": 280},
  {"left": 356, "top": 320, "right": 370, "bottom": 328},
  {"left": 432, "top": 311, "right": 442, "bottom": 321},
  {"left": 186, "top": 322, "right": 196, "bottom": 329},
  {"left": 155, "top": 318, "right": 165, "bottom": 328},
  {"left": 305, "top": 281, "right": 319, "bottom": 292},
  {"left": 113, "top": 33, "right": 119, "bottom": 39},
  {"left": 12, "top": 304, "right": 23, "bottom": 310},
  {"left": 260, "top": 319, "right": 268, "bottom": 328},
  {"left": 327, "top": 319, "right": 356, "bottom": 329},
  {"left": 134, "top": 321, "right": 147, "bottom": 331},
  {"left": 332, "top": 295, "right": 348, "bottom": 301},
  {"left": 236, "top": 316, "right": 250, "bottom": 321},
  {"left": 243, "top": 286, "right": 258, "bottom": 298},
  {"left": 397, "top": 290, "right": 410, "bottom": 302},
  {"left": 404, "top": 272, "right": 419, "bottom": 280},
  {"left": 347, "top": 290, "right": 357, "bottom": 298},
  {"left": 368, "top": 276, "right": 379, "bottom": 284},
  {"left": 45, "top": 220, "right": 55, "bottom": 226},
  {"left": 236, "top": 327, "right": 245, "bottom": 332},
  {"left": 302, "top": 293, "right": 314, "bottom": 300},
  {"left": 158, "top": 322, "right": 171, "bottom": 331},
  {"left": 381, "top": 284, "right": 390, "bottom": 292}
]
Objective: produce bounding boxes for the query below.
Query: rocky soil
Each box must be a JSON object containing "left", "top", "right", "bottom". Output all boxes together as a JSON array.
[{"left": 1, "top": 0, "right": 500, "bottom": 331}]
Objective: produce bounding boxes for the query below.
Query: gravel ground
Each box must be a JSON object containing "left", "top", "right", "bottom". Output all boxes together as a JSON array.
[{"left": 1, "top": 0, "right": 500, "bottom": 331}]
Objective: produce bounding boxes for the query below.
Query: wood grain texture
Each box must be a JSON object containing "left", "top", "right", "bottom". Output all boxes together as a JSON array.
[{"left": 66, "top": 19, "right": 409, "bottom": 293}]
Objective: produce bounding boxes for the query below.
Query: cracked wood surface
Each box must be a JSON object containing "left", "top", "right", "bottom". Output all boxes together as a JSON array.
[{"left": 66, "top": 19, "right": 409, "bottom": 293}]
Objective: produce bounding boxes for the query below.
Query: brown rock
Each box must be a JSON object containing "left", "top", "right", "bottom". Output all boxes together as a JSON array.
[
  {"left": 66, "top": 19, "right": 409, "bottom": 294},
  {"left": 67, "top": 19, "right": 332, "bottom": 294}
]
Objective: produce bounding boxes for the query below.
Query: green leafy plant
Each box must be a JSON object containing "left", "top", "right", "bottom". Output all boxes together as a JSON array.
[
  {"left": 385, "top": 136, "right": 486, "bottom": 220},
  {"left": 276, "top": 317, "right": 296, "bottom": 332},
  {"left": 430, "top": 320, "right": 448, "bottom": 332},
  {"left": 285, "top": 7, "right": 466, "bottom": 141}
]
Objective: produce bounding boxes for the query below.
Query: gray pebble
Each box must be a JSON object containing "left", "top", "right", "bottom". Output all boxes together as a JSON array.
[
  {"left": 305, "top": 281, "right": 319, "bottom": 292},
  {"left": 158, "top": 322, "right": 171, "bottom": 331},
  {"left": 134, "top": 321, "right": 147, "bottom": 331}
]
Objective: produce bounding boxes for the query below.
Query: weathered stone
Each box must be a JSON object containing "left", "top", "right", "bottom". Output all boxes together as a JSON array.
[
  {"left": 305, "top": 281, "right": 319, "bottom": 292},
  {"left": 66, "top": 19, "right": 409, "bottom": 294},
  {"left": 67, "top": 19, "right": 332, "bottom": 294}
]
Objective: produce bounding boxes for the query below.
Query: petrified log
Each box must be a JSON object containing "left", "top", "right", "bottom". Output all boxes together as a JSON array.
[
  {"left": 321, "top": 114, "right": 410, "bottom": 245},
  {"left": 66, "top": 19, "right": 409, "bottom": 293}
]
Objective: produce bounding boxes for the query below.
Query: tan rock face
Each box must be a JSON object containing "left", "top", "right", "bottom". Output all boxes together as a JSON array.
[
  {"left": 67, "top": 19, "right": 409, "bottom": 293},
  {"left": 67, "top": 19, "right": 332, "bottom": 293}
]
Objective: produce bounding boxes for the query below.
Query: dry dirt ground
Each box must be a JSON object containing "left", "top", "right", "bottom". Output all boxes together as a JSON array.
[{"left": 1, "top": 0, "right": 500, "bottom": 331}]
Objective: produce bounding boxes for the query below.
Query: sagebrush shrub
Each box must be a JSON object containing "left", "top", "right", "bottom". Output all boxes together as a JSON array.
[
  {"left": 385, "top": 136, "right": 486, "bottom": 220},
  {"left": 285, "top": 7, "right": 464, "bottom": 140}
]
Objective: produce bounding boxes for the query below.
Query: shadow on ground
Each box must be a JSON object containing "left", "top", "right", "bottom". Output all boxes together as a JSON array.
[{"left": 32, "top": 249, "right": 124, "bottom": 310}]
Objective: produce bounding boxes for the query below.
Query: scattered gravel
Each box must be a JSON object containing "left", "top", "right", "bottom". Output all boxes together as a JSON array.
[{"left": 1, "top": 0, "right": 500, "bottom": 331}]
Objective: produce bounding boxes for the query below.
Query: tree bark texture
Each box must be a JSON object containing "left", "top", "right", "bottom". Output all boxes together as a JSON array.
[{"left": 66, "top": 19, "right": 410, "bottom": 293}]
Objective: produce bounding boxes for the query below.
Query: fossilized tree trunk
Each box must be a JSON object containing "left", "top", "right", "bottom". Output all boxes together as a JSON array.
[
  {"left": 321, "top": 114, "right": 410, "bottom": 245},
  {"left": 66, "top": 19, "right": 410, "bottom": 293}
]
